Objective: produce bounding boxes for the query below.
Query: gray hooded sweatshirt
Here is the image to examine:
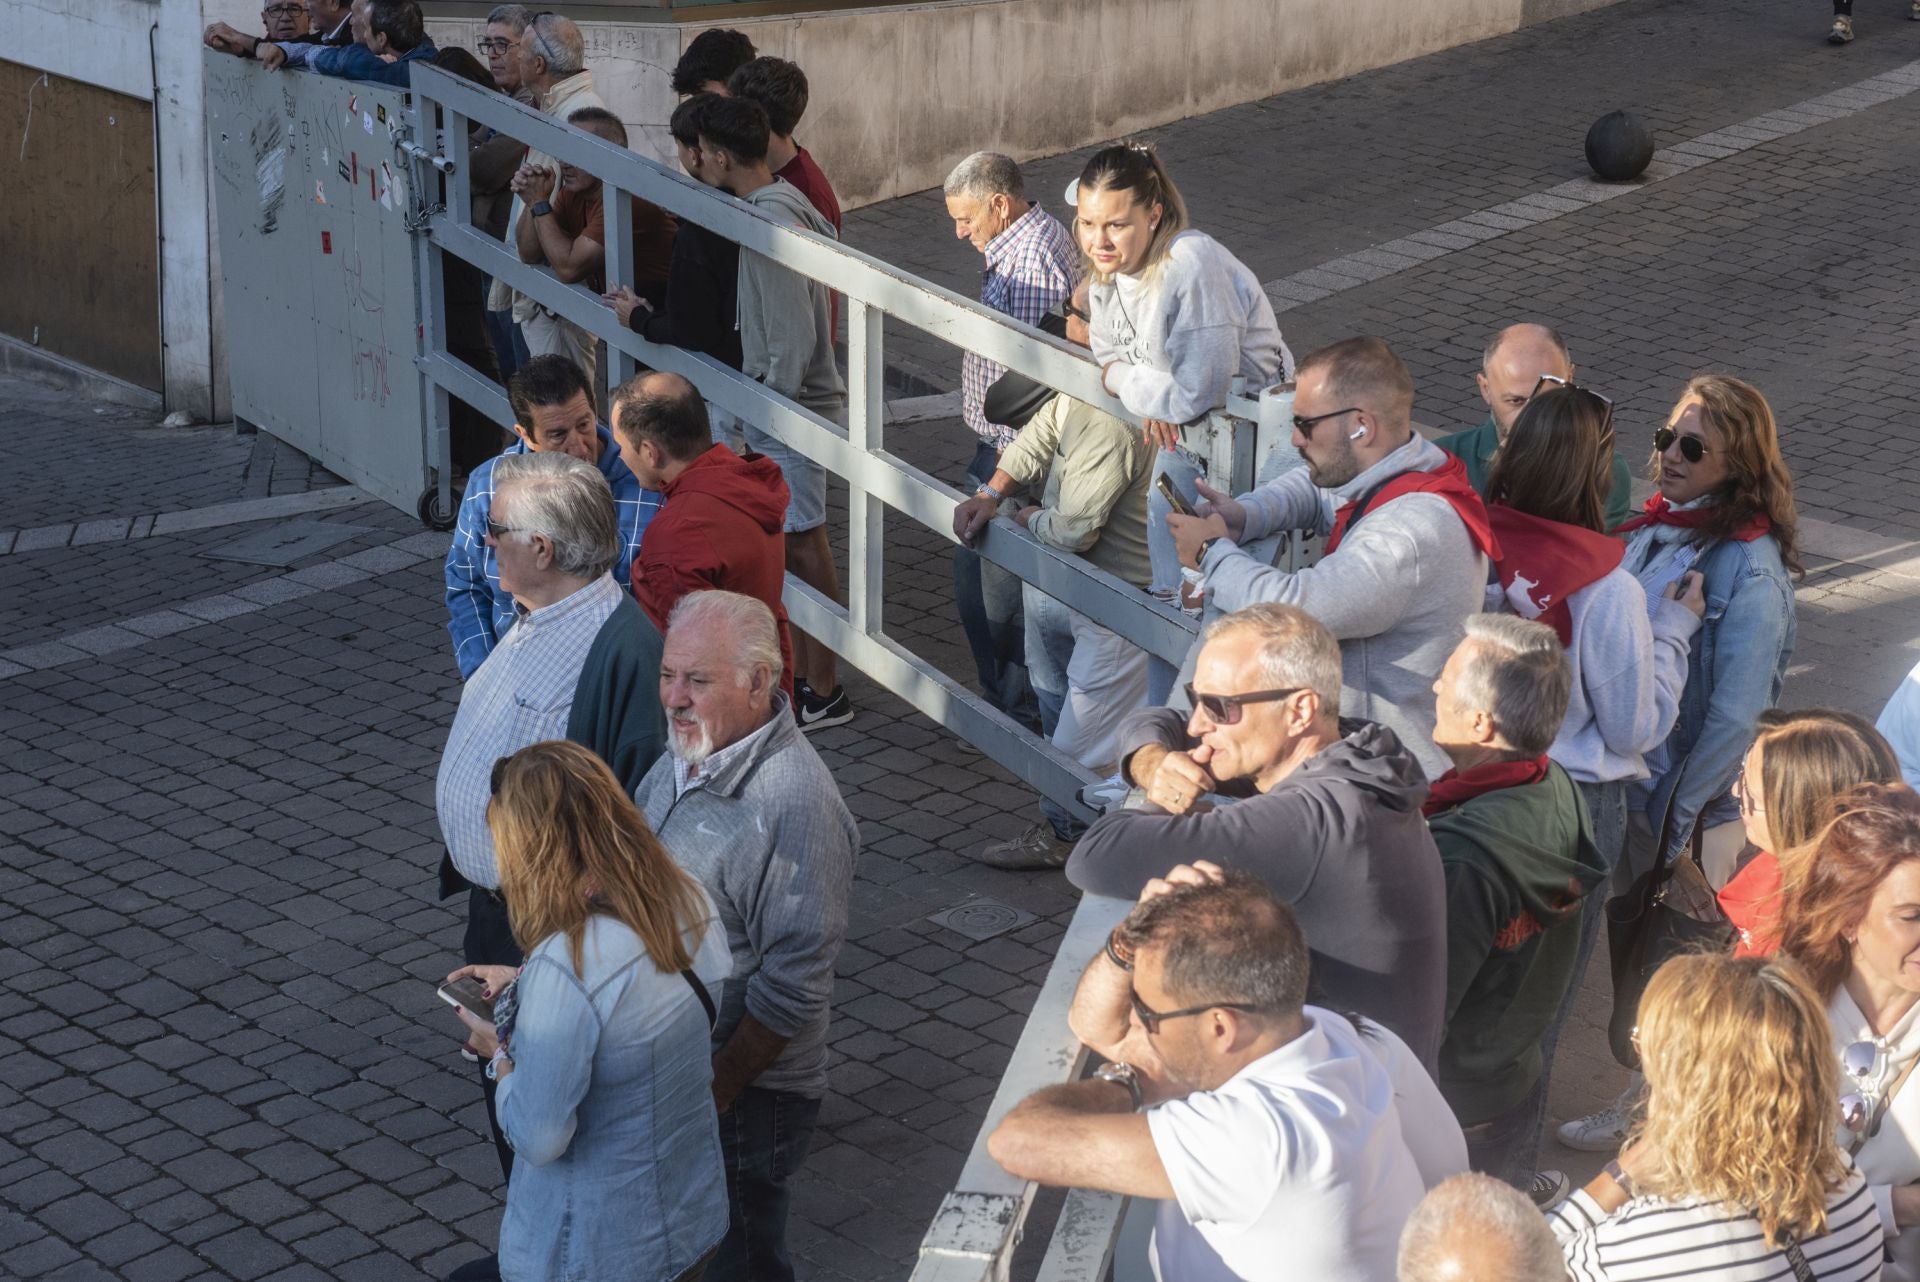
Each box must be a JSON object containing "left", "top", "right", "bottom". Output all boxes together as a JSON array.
[
  {"left": 1067, "top": 715, "right": 1447, "bottom": 1069},
  {"left": 1199, "top": 435, "right": 1488, "bottom": 778},
  {"left": 738, "top": 178, "right": 847, "bottom": 418}
]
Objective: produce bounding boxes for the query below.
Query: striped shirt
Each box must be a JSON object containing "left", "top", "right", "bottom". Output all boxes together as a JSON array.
[
  {"left": 436, "top": 574, "right": 624, "bottom": 888},
  {"left": 443, "top": 427, "right": 659, "bottom": 680},
  {"left": 961, "top": 203, "right": 1080, "bottom": 451},
  {"left": 1550, "top": 1162, "right": 1884, "bottom": 1281}
]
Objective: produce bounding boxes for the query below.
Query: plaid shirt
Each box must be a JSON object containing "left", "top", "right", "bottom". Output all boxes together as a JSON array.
[
  {"left": 436, "top": 574, "right": 624, "bottom": 887},
  {"left": 443, "top": 426, "right": 660, "bottom": 679},
  {"left": 962, "top": 204, "right": 1080, "bottom": 451}
]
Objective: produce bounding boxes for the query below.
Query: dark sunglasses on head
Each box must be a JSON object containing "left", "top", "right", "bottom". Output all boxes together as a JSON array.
[
  {"left": 1530, "top": 375, "right": 1617, "bottom": 445},
  {"left": 1653, "top": 426, "right": 1712, "bottom": 463},
  {"left": 1130, "top": 989, "right": 1267, "bottom": 1036},
  {"left": 1185, "top": 684, "right": 1304, "bottom": 725}
]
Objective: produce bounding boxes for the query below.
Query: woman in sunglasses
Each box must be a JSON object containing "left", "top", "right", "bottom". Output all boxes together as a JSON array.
[
  {"left": 1719, "top": 710, "right": 1901, "bottom": 957},
  {"left": 1549, "top": 951, "right": 1879, "bottom": 1280},
  {"left": 1070, "top": 143, "right": 1293, "bottom": 694},
  {"left": 445, "top": 741, "right": 730, "bottom": 1282},
  {"left": 1778, "top": 784, "right": 1920, "bottom": 1279},
  {"left": 1617, "top": 375, "right": 1803, "bottom": 876}
]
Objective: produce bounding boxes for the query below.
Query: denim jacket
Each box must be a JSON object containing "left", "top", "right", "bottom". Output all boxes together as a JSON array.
[
  {"left": 1624, "top": 523, "right": 1797, "bottom": 863},
  {"left": 495, "top": 905, "right": 731, "bottom": 1282}
]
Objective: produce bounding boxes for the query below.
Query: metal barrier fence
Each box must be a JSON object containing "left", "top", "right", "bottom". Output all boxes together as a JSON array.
[{"left": 407, "top": 64, "right": 1275, "bottom": 1282}]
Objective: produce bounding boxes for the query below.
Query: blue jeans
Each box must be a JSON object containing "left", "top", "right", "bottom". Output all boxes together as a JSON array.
[
  {"left": 1024, "top": 588, "right": 1083, "bottom": 842},
  {"left": 1519, "top": 778, "right": 1629, "bottom": 1173},
  {"left": 483, "top": 299, "right": 531, "bottom": 386},
  {"left": 1145, "top": 446, "right": 1206, "bottom": 704},
  {"left": 711, "top": 1086, "right": 821, "bottom": 1282},
  {"left": 953, "top": 441, "right": 1038, "bottom": 729}
]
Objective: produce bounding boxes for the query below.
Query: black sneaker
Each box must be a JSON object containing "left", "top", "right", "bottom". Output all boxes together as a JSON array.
[
  {"left": 794, "top": 679, "right": 854, "bottom": 733},
  {"left": 975, "top": 821, "right": 1076, "bottom": 870}
]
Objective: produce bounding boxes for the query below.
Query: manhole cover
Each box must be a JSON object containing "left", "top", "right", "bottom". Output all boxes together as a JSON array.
[
  {"left": 928, "top": 897, "right": 1035, "bottom": 942},
  {"left": 203, "top": 519, "right": 375, "bottom": 567}
]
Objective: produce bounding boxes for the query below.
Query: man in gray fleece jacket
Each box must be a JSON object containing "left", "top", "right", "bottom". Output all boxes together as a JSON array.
[
  {"left": 1065, "top": 603, "right": 1446, "bottom": 1068},
  {"left": 693, "top": 93, "right": 852, "bottom": 728},
  {"left": 1169, "top": 337, "right": 1495, "bottom": 779},
  {"left": 635, "top": 590, "right": 857, "bottom": 1282}
]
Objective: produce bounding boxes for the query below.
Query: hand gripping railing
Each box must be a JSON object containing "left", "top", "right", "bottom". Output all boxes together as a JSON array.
[{"left": 402, "top": 65, "right": 1220, "bottom": 1280}]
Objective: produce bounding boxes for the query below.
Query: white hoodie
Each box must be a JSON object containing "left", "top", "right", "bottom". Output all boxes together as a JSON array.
[{"left": 1829, "top": 983, "right": 1920, "bottom": 1280}]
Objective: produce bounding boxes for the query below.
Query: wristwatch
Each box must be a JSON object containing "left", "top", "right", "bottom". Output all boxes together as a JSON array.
[
  {"left": 976, "top": 482, "right": 1005, "bottom": 502},
  {"left": 530, "top": 200, "right": 553, "bottom": 218},
  {"left": 1093, "top": 1061, "right": 1143, "bottom": 1111},
  {"left": 1603, "top": 1158, "right": 1636, "bottom": 1198}
]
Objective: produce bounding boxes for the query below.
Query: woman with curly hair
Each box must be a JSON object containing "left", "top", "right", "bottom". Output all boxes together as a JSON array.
[
  {"left": 1549, "top": 951, "right": 1880, "bottom": 1279},
  {"left": 445, "top": 740, "right": 729, "bottom": 1282},
  {"left": 1780, "top": 784, "right": 1920, "bottom": 1280}
]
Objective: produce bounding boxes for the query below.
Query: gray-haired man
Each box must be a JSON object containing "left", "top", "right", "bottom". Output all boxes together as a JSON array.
[
  {"left": 435, "top": 451, "right": 667, "bottom": 1190},
  {"left": 1398, "top": 1173, "right": 1566, "bottom": 1282},
  {"left": 635, "top": 590, "right": 857, "bottom": 1282},
  {"left": 943, "top": 151, "right": 1080, "bottom": 727}
]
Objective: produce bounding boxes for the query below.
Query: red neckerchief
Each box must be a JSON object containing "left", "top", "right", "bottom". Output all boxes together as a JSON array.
[
  {"left": 1422, "top": 755, "right": 1551, "bottom": 816},
  {"left": 1614, "top": 492, "right": 1772, "bottom": 541},
  {"left": 1326, "top": 453, "right": 1501, "bottom": 560},
  {"left": 1487, "top": 506, "right": 1626, "bottom": 646}
]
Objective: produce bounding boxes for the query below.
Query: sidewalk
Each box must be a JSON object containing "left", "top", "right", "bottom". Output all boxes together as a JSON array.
[{"left": 3, "top": 0, "right": 1919, "bottom": 1277}]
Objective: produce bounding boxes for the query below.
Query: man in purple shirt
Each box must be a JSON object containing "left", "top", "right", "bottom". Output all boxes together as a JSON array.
[{"left": 942, "top": 151, "right": 1080, "bottom": 728}]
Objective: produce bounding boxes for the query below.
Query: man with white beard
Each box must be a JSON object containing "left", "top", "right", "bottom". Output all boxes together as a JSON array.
[{"left": 633, "top": 589, "right": 857, "bottom": 1282}]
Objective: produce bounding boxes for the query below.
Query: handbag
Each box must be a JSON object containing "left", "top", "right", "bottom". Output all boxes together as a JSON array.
[{"left": 1605, "top": 819, "right": 1734, "bottom": 1067}]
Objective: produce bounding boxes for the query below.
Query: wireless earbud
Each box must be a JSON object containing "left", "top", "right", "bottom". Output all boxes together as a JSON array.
[{"left": 1347, "top": 425, "right": 1366, "bottom": 440}]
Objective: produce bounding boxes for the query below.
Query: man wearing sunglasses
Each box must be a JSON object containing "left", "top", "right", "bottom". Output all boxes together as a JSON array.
[
  {"left": 1167, "top": 336, "right": 1496, "bottom": 780},
  {"left": 1435, "top": 323, "right": 1635, "bottom": 532},
  {"left": 1065, "top": 602, "right": 1448, "bottom": 1067},
  {"left": 990, "top": 866, "right": 1465, "bottom": 1282}
]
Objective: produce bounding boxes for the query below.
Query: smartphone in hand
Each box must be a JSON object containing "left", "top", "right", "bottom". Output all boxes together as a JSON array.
[
  {"left": 438, "top": 976, "right": 496, "bottom": 1024},
  {"left": 1155, "top": 472, "right": 1198, "bottom": 518}
]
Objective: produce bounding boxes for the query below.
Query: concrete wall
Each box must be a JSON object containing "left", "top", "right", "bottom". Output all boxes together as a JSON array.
[{"left": 431, "top": 0, "right": 1623, "bottom": 210}]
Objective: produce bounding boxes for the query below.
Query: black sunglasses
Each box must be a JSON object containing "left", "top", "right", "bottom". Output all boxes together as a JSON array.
[
  {"left": 485, "top": 518, "right": 528, "bottom": 541},
  {"left": 1653, "top": 426, "right": 1712, "bottom": 463},
  {"left": 1529, "top": 375, "right": 1616, "bottom": 448},
  {"left": 1062, "top": 301, "right": 1090, "bottom": 323},
  {"left": 489, "top": 755, "right": 512, "bottom": 797},
  {"left": 1291, "top": 406, "right": 1363, "bottom": 436},
  {"left": 1131, "top": 989, "right": 1267, "bottom": 1036},
  {"left": 1185, "top": 684, "right": 1305, "bottom": 725}
]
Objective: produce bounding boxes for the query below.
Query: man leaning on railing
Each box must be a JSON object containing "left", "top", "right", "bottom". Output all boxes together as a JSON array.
[
  {"left": 988, "top": 864, "right": 1465, "bottom": 1282},
  {"left": 252, "top": 0, "right": 440, "bottom": 88}
]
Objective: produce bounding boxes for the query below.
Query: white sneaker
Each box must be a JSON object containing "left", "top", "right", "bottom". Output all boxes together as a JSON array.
[
  {"left": 1557, "top": 1100, "right": 1631, "bottom": 1152},
  {"left": 1530, "top": 1169, "right": 1572, "bottom": 1209}
]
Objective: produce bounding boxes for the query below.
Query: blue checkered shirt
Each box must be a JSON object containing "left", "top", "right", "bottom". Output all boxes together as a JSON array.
[
  {"left": 962, "top": 204, "right": 1081, "bottom": 451},
  {"left": 436, "top": 573, "right": 625, "bottom": 888},
  {"left": 444, "top": 425, "right": 660, "bottom": 679}
]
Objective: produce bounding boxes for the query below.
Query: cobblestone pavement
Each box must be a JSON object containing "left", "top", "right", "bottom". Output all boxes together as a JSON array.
[{"left": 5, "top": 0, "right": 1920, "bottom": 1278}]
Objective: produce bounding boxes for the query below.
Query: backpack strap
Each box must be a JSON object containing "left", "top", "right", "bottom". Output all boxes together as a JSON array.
[{"left": 681, "top": 969, "right": 717, "bottom": 1029}]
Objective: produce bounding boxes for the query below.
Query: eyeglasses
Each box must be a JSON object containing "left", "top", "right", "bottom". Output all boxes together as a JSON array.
[
  {"left": 1733, "top": 764, "right": 1764, "bottom": 815},
  {"left": 1291, "top": 406, "right": 1363, "bottom": 436},
  {"left": 1654, "top": 426, "right": 1712, "bottom": 463},
  {"left": 1130, "top": 989, "right": 1267, "bottom": 1036},
  {"left": 485, "top": 518, "right": 527, "bottom": 541},
  {"left": 1529, "top": 376, "right": 1617, "bottom": 448},
  {"left": 1840, "top": 1039, "right": 1887, "bottom": 1136},
  {"left": 263, "top": 3, "right": 305, "bottom": 15},
  {"left": 477, "top": 37, "right": 514, "bottom": 54},
  {"left": 1062, "top": 301, "right": 1089, "bottom": 323},
  {"left": 1185, "top": 684, "right": 1304, "bottom": 726}
]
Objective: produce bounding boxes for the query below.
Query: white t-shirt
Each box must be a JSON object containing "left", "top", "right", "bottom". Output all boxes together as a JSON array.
[{"left": 1144, "top": 1008, "right": 1438, "bottom": 1282}]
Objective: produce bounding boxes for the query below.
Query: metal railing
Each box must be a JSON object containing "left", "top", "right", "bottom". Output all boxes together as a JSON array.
[{"left": 398, "top": 65, "right": 1267, "bottom": 1281}]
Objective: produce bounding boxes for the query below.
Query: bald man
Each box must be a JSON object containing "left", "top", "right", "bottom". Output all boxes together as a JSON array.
[
  {"left": 1397, "top": 1173, "right": 1568, "bottom": 1280},
  {"left": 1436, "top": 324, "right": 1633, "bottom": 530}
]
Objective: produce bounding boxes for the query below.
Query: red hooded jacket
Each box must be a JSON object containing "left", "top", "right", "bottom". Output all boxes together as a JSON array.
[{"left": 632, "top": 444, "right": 795, "bottom": 697}]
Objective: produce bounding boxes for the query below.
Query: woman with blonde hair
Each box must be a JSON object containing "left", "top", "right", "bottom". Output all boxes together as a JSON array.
[
  {"left": 1563, "top": 373, "right": 1804, "bottom": 1151},
  {"left": 446, "top": 740, "right": 729, "bottom": 1282},
  {"left": 1549, "top": 951, "right": 1881, "bottom": 1279},
  {"left": 1780, "top": 784, "right": 1920, "bottom": 1279},
  {"left": 1071, "top": 143, "right": 1293, "bottom": 690},
  {"left": 1720, "top": 710, "right": 1902, "bottom": 956}
]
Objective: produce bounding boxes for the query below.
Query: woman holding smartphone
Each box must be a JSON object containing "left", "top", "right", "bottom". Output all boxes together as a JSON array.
[
  {"left": 1072, "top": 143, "right": 1294, "bottom": 698},
  {"left": 447, "top": 741, "right": 729, "bottom": 1282}
]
